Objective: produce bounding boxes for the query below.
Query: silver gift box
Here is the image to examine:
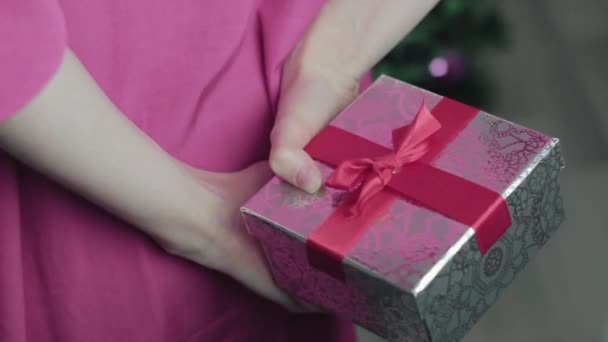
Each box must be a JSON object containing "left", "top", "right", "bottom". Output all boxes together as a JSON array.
[{"left": 241, "top": 76, "right": 566, "bottom": 342}]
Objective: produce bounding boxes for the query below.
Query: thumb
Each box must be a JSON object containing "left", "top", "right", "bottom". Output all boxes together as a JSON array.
[
  {"left": 269, "top": 70, "right": 359, "bottom": 193},
  {"left": 270, "top": 115, "right": 323, "bottom": 194}
]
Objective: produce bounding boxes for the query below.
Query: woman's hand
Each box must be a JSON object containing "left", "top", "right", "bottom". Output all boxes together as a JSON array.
[
  {"left": 269, "top": 0, "right": 439, "bottom": 193},
  {"left": 168, "top": 162, "right": 301, "bottom": 312},
  {"left": 270, "top": 53, "right": 360, "bottom": 194}
]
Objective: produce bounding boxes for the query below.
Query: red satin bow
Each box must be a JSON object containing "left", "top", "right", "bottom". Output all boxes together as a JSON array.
[
  {"left": 304, "top": 95, "right": 512, "bottom": 280},
  {"left": 326, "top": 103, "right": 441, "bottom": 215}
]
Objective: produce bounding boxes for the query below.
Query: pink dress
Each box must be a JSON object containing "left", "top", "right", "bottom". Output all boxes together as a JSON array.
[{"left": 0, "top": 1, "right": 357, "bottom": 341}]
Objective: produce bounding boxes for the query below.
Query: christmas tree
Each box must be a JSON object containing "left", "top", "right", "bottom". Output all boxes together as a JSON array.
[{"left": 374, "top": 0, "right": 507, "bottom": 107}]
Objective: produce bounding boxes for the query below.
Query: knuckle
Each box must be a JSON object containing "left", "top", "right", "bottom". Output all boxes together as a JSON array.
[{"left": 269, "top": 147, "right": 291, "bottom": 177}]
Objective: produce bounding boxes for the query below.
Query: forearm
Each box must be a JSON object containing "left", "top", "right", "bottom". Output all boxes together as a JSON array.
[
  {"left": 0, "top": 50, "right": 215, "bottom": 250},
  {"left": 292, "top": 0, "right": 439, "bottom": 81}
]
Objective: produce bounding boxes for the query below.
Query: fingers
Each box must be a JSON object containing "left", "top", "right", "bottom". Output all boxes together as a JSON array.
[
  {"left": 269, "top": 70, "right": 359, "bottom": 193},
  {"left": 234, "top": 265, "right": 299, "bottom": 312},
  {"left": 269, "top": 85, "right": 328, "bottom": 194},
  {"left": 228, "top": 234, "right": 304, "bottom": 312},
  {"left": 269, "top": 103, "right": 331, "bottom": 194},
  {"left": 236, "top": 163, "right": 324, "bottom": 313},
  {"left": 269, "top": 143, "right": 322, "bottom": 194},
  {"left": 189, "top": 162, "right": 315, "bottom": 313}
]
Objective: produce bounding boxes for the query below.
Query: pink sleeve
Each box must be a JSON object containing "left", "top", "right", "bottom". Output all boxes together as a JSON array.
[{"left": 0, "top": 0, "right": 67, "bottom": 123}]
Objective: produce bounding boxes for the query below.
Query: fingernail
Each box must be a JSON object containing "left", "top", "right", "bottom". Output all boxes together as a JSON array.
[{"left": 296, "top": 163, "right": 322, "bottom": 194}]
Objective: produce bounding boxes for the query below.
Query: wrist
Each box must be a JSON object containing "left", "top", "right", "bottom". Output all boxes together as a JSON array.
[
  {"left": 146, "top": 165, "right": 224, "bottom": 268},
  {"left": 281, "top": 48, "right": 361, "bottom": 119},
  {"left": 283, "top": 35, "right": 362, "bottom": 93}
]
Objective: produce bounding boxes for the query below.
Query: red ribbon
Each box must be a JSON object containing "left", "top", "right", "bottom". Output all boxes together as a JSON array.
[{"left": 304, "top": 98, "right": 512, "bottom": 281}]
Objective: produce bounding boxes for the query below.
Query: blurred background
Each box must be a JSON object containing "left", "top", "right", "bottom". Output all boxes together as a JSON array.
[{"left": 360, "top": 0, "right": 608, "bottom": 341}]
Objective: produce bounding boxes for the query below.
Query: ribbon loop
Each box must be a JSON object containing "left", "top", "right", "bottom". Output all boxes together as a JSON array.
[{"left": 325, "top": 102, "right": 442, "bottom": 215}]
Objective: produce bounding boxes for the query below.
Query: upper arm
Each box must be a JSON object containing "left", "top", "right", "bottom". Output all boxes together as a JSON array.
[{"left": 0, "top": 0, "right": 67, "bottom": 123}]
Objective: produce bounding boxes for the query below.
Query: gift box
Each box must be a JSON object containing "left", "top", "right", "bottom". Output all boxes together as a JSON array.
[{"left": 241, "top": 76, "right": 565, "bottom": 342}]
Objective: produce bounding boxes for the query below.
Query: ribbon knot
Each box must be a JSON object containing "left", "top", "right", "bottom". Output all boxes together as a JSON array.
[{"left": 325, "top": 102, "right": 441, "bottom": 215}]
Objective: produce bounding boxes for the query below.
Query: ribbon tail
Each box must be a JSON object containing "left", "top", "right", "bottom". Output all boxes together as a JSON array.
[
  {"left": 348, "top": 174, "right": 386, "bottom": 216},
  {"left": 326, "top": 159, "right": 373, "bottom": 191}
]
